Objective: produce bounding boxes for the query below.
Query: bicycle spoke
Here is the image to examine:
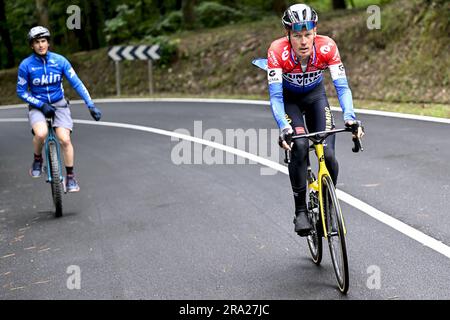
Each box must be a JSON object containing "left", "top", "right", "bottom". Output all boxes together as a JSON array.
[
  {"left": 306, "top": 183, "right": 322, "bottom": 265},
  {"left": 48, "top": 140, "right": 63, "bottom": 217},
  {"left": 323, "top": 175, "right": 349, "bottom": 293}
]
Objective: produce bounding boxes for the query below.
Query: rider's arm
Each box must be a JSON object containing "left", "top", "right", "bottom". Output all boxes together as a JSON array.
[
  {"left": 267, "top": 47, "right": 290, "bottom": 130},
  {"left": 61, "top": 57, "right": 94, "bottom": 108},
  {"left": 16, "top": 62, "right": 44, "bottom": 108},
  {"left": 326, "top": 40, "right": 356, "bottom": 121}
]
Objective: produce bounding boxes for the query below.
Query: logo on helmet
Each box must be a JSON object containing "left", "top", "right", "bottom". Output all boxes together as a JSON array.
[{"left": 282, "top": 4, "right": 318, "bottom": 30}]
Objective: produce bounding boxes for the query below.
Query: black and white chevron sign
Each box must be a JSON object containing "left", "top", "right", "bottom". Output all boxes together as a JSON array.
[{"left": 108, "top": 45, "right": 160, "bottom": 61}]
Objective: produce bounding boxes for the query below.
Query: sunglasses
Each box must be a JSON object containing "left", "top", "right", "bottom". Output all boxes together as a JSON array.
[{"left": 291, "top": 21, "right": 316, "bottom": 31}]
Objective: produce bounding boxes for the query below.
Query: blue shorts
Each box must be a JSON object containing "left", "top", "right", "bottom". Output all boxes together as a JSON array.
[{"left": 28, "top": 99, "right": 73, "bottom": 131}]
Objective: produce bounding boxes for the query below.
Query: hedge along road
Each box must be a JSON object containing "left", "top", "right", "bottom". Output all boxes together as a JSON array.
[{"left": 0, "top": 99, "right": 449, "bottom": 299}]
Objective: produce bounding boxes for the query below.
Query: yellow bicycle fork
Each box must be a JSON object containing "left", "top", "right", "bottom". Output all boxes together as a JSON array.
[{"left": 308, "top": 143, "right": 347, "bottom": 238}]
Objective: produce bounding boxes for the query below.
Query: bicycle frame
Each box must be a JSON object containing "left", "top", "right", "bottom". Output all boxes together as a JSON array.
[
  {"left": 44, "top": 118, "right": 63, "bottom": 184},
  {"left": 310, "top": 142, "right": 347, "bottom": 238},
  {"left": 290, "top": 127, "right": 359, "bottom": 238}
]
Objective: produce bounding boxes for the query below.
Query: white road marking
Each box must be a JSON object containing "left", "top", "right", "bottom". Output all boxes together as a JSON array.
[
  {"left": 337, "top": 191, "right": 450, "bottom": 259},
  {"left": 1, "top": 117, "right": 449, "bottom": 259},
  {"left": 1, "top": 98, "right": 450, "bottom": 124}
]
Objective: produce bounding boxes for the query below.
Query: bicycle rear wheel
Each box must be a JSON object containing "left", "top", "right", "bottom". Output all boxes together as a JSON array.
[
  {"left": 48, "top": 141, "right": 63, "bottom": 217},
  {"left": 322, "top": 174, "right": 349, "bottom": 294}
]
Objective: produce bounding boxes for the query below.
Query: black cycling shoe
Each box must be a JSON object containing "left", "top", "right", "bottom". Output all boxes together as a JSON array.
[{"left": 293, "top": 210, "right": 313, "bottom": 237}]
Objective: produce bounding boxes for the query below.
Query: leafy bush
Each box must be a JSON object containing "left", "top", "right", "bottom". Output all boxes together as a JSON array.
[
  {"left": 104, "top": 4, "right": 137, "bottom": 44},
  {"left": 142, "top": 35, "right": 179, "bottom": 67},
  {"left": 151, "top": 11, "right": 184, "bottom": 35},
  {"left": 195, "top": 2, "right": 244, "bottom": 28}
]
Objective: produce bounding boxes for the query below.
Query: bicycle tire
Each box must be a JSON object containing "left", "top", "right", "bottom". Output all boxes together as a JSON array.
[
  {"left": 48, "top": 141, "right": 63, "bottom": 217},
  {"left": 306, "top": 191, "right": 322, "bottom": 265},
  {"left": 322, "top": 174, "right": 349, "bottom": 294}
]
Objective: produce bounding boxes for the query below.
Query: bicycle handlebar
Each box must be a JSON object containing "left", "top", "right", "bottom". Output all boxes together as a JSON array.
[
  {"left": 291, "top": 127, "right": 349, "bottom": 140},
  {"left": 284, "top": 125, "right": 364, "bottom": 164}
]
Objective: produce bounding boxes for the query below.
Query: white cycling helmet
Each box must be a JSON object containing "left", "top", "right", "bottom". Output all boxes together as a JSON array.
[
  {"left": 28, "top": 26, "right": 51, "bottom": 43},
  {"left": 282, "top": 4, "right": 318, "bottom": 31}
]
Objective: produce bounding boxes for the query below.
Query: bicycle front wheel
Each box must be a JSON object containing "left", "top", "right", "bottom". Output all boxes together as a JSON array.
[
  {"left": 322, "top": 174, "right": 349, "bottom": 294},
  {"left": 48, "top": 141, "right": 63, "bottom": 217}
]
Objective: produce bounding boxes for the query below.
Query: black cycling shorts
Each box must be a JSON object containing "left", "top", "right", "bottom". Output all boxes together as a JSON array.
[
  {"left": 283, "top": 81, "right": 335, "bottom": 140},
  {"left": 283, "top": 81, "right": 339, "bottom": 189}
]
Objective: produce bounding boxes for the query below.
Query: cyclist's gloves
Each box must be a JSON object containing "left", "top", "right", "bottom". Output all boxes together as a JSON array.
[
  {"left": 88, "top": 105, "right": 102, "bottom": 121},
  {"left": 278, "top": 127, "right": 293, "bottom": 148},
  {"left": 41, "top": 103, "right": 56, "bottom": 118},
  {"left": 345, "top": 120, "right": 364, "bottom": 135},
  {"left": 345, "top": 120, "right": 364, "bottom": 152}
]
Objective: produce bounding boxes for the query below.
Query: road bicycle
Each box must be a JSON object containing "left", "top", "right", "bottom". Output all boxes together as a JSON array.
[
  {"left": 44, "top": 117, "right": 66, "bottom": 217},
  {"left": 286, "top": 125, "right": 363, "bottom": 294}
]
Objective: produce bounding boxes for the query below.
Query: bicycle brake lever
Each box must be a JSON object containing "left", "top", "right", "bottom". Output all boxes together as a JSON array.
[
  {"left": 284, "top": 149, "right": 291, "bottom": 164},
  {"left": 352, "top": 136, "right": 364, "bottom": 152}
]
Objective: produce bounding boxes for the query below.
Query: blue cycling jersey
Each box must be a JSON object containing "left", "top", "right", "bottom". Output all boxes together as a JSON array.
[{"left": 16, "top": 51, "right": 94, "bottom": 109}]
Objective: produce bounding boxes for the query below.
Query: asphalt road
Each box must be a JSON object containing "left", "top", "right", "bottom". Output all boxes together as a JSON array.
[{"left": 0, "top": 101, "right": 449, "bottom": 300}]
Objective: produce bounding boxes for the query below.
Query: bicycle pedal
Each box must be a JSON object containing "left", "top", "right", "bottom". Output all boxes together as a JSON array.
[{"left": 328, "top": 231, "right": 338, "bottom": 237}]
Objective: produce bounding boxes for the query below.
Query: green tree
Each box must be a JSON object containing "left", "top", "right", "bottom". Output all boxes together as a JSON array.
[
  {"left": 35, "top": 0, "right": 49, "bottom": 26},
  {"left": 0, "top": 0, "right": 14, "bottom": 68},
  {"left": 176, "top": 0, "right": 182, "bottom": 10},
  {"left": 272, "top": 0, "right": 287, "bottom": 15},
  {"left": 86, "top": 0, "right": 104, "bottom": 49},
  {"left": 156, "top": 0, "right": 166, "bottom": 15},
  {"left": 332, "top": 0, "right": 347, "bottom": 9},
  {"left": 182, "top": 0, "right": 196, "bottom": 29}
]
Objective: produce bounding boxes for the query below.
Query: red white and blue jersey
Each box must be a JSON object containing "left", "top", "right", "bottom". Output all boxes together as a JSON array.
[{"left": 267, "top": 35, "right": 355, "bottom": 129}]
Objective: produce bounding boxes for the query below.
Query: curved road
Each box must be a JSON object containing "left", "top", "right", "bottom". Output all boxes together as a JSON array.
[{"left": 0, "top": 100, "right": 449, "bottom": 300}]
